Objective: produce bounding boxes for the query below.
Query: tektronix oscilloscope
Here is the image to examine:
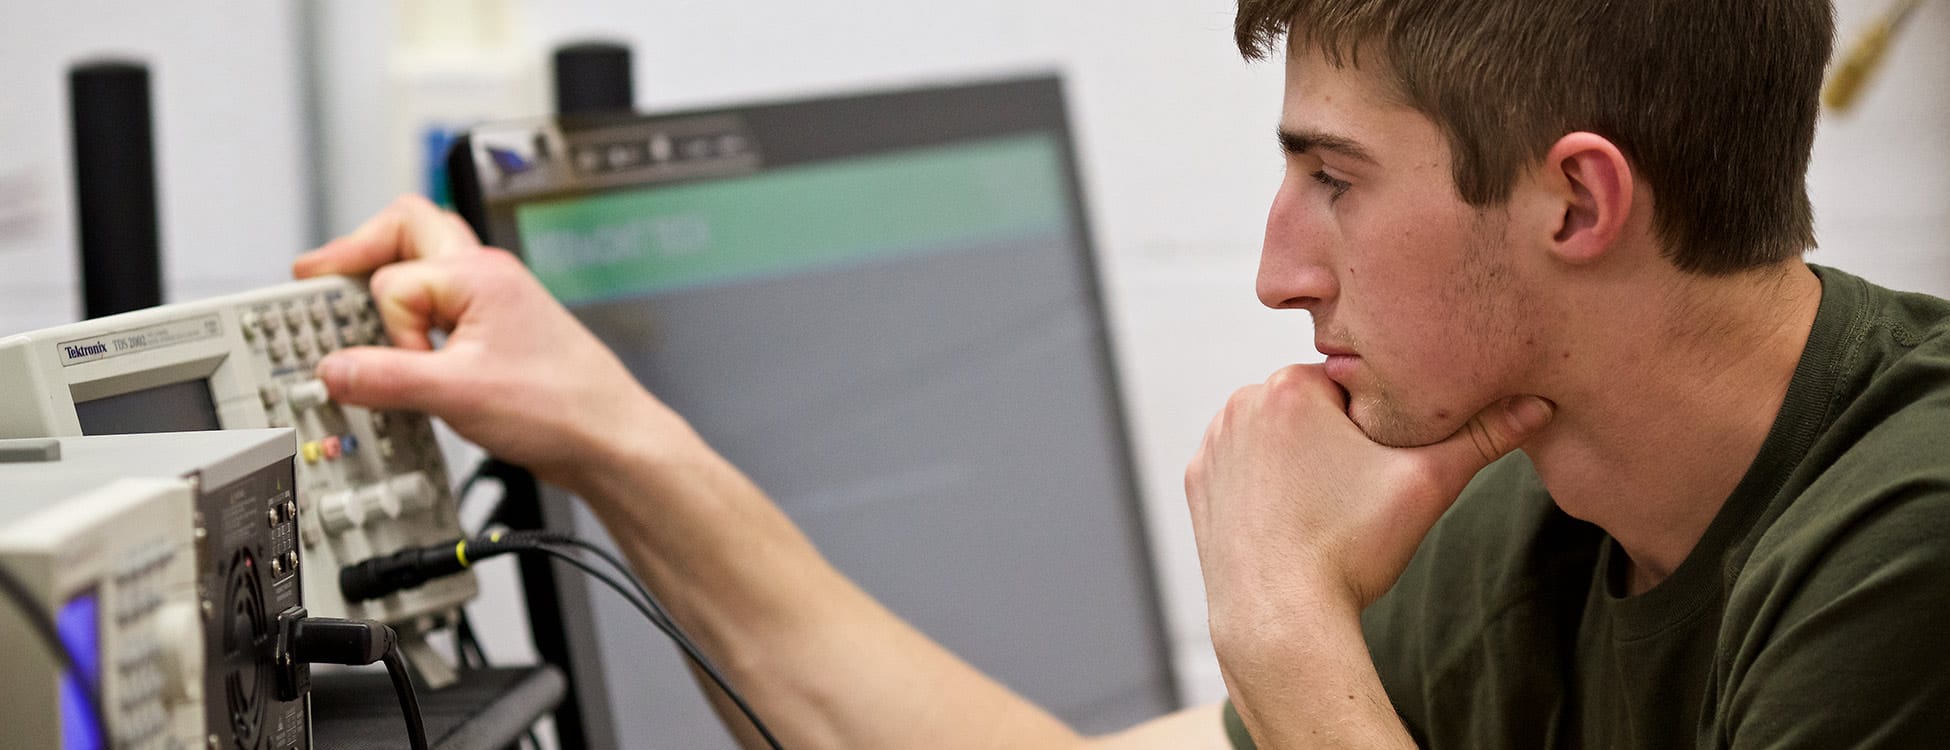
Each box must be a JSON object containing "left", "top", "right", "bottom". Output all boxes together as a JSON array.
[
  {"left": 0, "top": 430, "right": 310, "bottom": 750},
  {"left": 0, "top": 277, "right": 472, "bottom": 685}
]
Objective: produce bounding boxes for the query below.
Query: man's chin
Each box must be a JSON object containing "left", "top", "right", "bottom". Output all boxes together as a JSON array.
[{"left": 1348, "top": 398, "right": 1457, "bottom": 449}]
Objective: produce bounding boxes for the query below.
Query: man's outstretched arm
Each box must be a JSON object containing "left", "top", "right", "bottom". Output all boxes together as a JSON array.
[{"left": 295, "top": 195, "right": 1233, "bottom": 750}]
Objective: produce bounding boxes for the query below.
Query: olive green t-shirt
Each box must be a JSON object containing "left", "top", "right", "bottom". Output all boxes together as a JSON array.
[{"left": 1223, "top": 265, "right": 1950, "bottom": 748}]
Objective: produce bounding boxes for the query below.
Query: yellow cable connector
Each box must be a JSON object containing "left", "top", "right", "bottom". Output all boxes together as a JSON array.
[{"left": 1824, "top": 0, "right": 1927, "bottom": 112}]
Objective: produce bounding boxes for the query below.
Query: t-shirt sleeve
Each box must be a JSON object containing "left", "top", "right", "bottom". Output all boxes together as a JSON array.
[
  {"left": 1718, "top": 486, "right": 1950, "bottom": 748},
  {"left": 1220, "top": 699, "right": 1258, "bottom": 750}
]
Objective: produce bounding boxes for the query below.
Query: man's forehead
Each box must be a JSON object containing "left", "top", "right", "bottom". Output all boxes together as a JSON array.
[
  {"left": 1281, "top": 45, "right": 1404, "bottom": 117},
  {"left": 1279, "top": 47, "right": 1438, "bottom": 166}
]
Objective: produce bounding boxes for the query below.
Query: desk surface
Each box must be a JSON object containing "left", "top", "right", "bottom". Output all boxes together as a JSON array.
[{"left": 311, "top": 664, "right": 565, "bottom": 750}]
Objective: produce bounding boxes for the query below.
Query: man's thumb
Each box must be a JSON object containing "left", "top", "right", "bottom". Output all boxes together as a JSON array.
[
  {"left": 314, "top": 347, "right": 443, "bottom": 413},
  {"left": 1429, "top": 395, "right": 1555, "bottom": 478}
]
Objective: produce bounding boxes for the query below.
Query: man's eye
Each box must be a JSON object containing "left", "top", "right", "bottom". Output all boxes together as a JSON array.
[{"left": 1311, "top": 170, "right": 1351, "bottom": 202}]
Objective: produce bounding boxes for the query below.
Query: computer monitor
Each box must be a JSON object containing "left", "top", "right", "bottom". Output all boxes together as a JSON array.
[{"left": 451, "top": 75, "right": 1177, "bottom": 746}]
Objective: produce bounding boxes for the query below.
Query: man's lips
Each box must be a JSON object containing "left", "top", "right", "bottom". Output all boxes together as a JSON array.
[{"left": 1318, "top": 343, "right": 1359, "bottom": 382}]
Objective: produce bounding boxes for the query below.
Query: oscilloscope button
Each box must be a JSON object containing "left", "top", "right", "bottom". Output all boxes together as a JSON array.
[
  {"left": 319, "top": 490, "right": 363, "bottom": 532},
  {"left": 362, "top": 484, "right": 402, "bottom": 520},
  {"left": 152, "top": 601, "right": 197, "bottom": 695},
  {"left": 287, "top": 379, "right": 330, "bottom": 411},
  {"left": 332, "top": 292, "right": 367, "bottom": 320},
  {"left": 388, "top": 471, "right": 436, "bottom": 513}
]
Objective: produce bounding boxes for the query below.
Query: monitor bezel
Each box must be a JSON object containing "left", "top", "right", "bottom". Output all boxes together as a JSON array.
[{"left": 448, "top": 73, "right": 1178, "bottom": 747}]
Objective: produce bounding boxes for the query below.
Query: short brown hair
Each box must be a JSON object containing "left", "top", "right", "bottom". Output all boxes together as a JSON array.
[{"left": 1237, "top": 0, "right": 1834, "bottom": 275}]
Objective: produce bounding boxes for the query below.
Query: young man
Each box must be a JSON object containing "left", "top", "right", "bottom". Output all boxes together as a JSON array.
[{"left": 296, "top": 0, "right": 1950, "bottom": 746}]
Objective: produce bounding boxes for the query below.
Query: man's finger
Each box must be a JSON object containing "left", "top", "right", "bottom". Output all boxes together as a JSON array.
[
  {"left": 1418, "top": 395, "right": 1555, "bottom": 487},
  {"left": 294, "top": 194, "right": 474, "bottom": 278},
  {"left": 367, "top": 259, "right": 470, "bottom": 352},
  {"left": 314, "top": 347, "right": 452, "bottom": 414}
]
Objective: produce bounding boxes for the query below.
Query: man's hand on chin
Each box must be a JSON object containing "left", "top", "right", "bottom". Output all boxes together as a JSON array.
[{"left": 1185, "top": 364, "right": 1552, "bottom": 747}]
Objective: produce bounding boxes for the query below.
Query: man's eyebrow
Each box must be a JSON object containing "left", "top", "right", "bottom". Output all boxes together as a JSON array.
[{"left": 1277, "top": 127, "right": 1377, "bottom": 165}]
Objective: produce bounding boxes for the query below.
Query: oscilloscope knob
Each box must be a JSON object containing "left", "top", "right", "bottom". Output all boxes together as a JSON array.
[
  {"left": 153, "top": 601, "right": 203, "bottom": 706},
  {"left": 318, "top": 489, "right": 364, "bottom": 533},
  {"left": 286, "top": 379, "right": 330, "bottom": 411}
]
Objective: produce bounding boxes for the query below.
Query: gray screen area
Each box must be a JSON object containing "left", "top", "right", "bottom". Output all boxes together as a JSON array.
[
  {"left": 75, "top": 379, "right": 221, "bottom": 436},
  {"left": 519, "top": 133, "right": 1175, "bottom": 746}
]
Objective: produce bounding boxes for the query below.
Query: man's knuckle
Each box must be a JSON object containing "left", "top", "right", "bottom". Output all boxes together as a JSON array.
[{"left": 1466, "top": 418, "right": 1502, "bottom": 463}]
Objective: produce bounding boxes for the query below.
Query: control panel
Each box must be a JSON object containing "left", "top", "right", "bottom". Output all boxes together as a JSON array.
[
  {"left": 0, "top": 277, "right": 473, "bottom": 639},
  {"left": 0, "top": 430, "right": 309, "bottom": 749}
]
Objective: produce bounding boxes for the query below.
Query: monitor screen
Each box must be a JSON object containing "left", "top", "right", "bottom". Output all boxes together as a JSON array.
[
  {"left": 57, "top": 590, "right": 103, "bottom": 750},
  {"left": 74, "top": 379, "right": 222, "bottom": 436},
  {"left": 461, "top": 76, "right": 1175, "bottom": 746}
]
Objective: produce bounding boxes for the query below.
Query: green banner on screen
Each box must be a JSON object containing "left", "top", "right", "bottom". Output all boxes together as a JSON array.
[{"left": 517, "top": 133, "right": 1073, "bottom": 304}]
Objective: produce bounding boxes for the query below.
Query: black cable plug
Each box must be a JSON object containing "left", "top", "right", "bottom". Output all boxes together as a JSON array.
[
  {"left": 339, "top": 543, "right": 470, "bottom": 602},
  {"left": 273, "top": 608, "right": 429, "bottom": 750},
  {"left": 289, "top": 614, "right": 398, "bottom": 666},
  {"left": 340, "top": 533, "right": 536, "bottom": 602}
]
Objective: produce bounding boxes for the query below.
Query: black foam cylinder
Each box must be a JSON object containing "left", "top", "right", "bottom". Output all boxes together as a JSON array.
[
  {"left": 552, "top": 41, "right": 634, "bottom": 115},
  {"left": 69, "top": 59, "right": 163, "bottom": 319}
]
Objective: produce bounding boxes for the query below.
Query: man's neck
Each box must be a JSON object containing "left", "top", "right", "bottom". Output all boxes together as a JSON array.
[{"left": 1524, "top": 262, "right": 1824, "bottom": 595}]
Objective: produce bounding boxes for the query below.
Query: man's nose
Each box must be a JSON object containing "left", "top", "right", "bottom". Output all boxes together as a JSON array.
[{"left": 1256, "top": 180, "right": 1337, "bottom": 311}]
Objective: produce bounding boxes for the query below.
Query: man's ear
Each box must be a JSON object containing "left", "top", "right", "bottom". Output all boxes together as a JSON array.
[{"left": 1540, "top": 132, "right": 1633, "bottom": 266}]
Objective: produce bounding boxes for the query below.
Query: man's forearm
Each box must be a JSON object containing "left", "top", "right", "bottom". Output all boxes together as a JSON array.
[
  {"left": 1216, "top": 597, "right": 1413, "bottom": 750},
  {"left": 556, "top": 400, "right": 1084, "bottom": 749}
]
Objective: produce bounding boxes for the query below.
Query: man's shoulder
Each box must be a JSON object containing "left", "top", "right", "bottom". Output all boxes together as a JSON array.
[
  {"left": 1721, "top": 268, "right": 1950, "bottom": 673},
  {"left": 1815, "top": 264, "right": 1950, "bottom": 387}
]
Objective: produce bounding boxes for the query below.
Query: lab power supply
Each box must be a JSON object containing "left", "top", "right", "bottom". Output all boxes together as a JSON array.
[{"left": 0, "top": 430, "right": 309, "bottom": 749}]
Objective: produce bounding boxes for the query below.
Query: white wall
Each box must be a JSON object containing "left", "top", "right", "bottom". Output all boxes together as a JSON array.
[
  {"left": 1809, "top": 1, "right": 1950, "bottom": 299},
  {"left": 0, "top": 1, "right": 310, "bottom": 335},
  {"left": 3, "top": 0, "right": 1948, "bottom": 724}
]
